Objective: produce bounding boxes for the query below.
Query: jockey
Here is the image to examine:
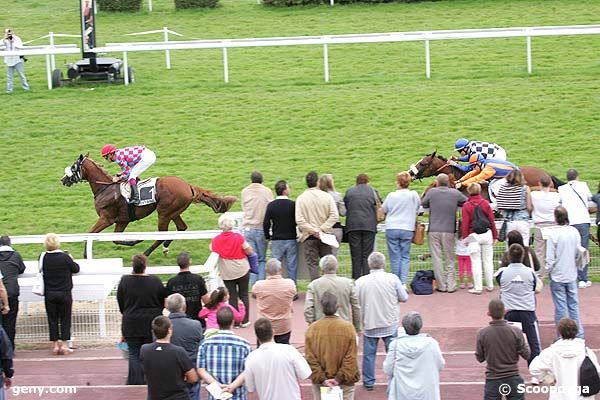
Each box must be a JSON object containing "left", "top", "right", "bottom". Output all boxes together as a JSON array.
[
  {"left": 455, "top": 154, "right": 517, "bottom": 200},
  {"left": 101, "top": 144, "right": 156, "bottom": 205},
  {"left": 450, "top": 138, "right": 507, "bottom": 172}
]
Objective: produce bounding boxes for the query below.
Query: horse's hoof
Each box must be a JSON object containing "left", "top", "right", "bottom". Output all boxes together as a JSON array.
[{"left": 162, "top": 247, "right": 169, "bottom": 256}]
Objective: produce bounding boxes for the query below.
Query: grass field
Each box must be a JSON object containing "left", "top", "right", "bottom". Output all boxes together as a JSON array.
[{"left": 1, "top": 0, "right": 599, "bottom": 266}]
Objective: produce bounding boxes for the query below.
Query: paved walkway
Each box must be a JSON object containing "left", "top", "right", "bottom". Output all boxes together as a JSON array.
[{"left": 9, "top": 284, "right": 600, "bottom": 400}]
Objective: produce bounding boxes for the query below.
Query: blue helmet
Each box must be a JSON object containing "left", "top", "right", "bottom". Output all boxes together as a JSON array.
[{"left": 454, "top": 138, "right": 469, "bottom": 151}]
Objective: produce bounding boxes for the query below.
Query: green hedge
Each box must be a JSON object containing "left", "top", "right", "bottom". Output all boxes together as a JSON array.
[
  {"left": 263, "top": 0, "right": 438, "bottom": 5},
  {"left": 174, "top": 0, "right": 220, "bottom": 8},
  {"left": 97, "top": 0, "right": 142, "bottom": 12}
]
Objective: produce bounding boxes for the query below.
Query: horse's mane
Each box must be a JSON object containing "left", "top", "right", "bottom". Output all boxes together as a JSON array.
[
  {"left": 425, "top": 153, "right": 448, "bottom": 162},
  {"left": 85, "top": 157, "right": 114, "bottom": 179}
]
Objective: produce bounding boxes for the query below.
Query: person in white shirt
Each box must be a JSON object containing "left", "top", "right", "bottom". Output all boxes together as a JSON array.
[
  {"left": 557, "top": 169, "right": 593, "bottom": 288},
  {"left": 226, "top": 318, "right": 311, "bottom": 400},
  {"left": 3, "top": 28, "right": 30, "bottom": 94},
  {"left": 531, "top": 174, "right": 561, "bottom": 276}
]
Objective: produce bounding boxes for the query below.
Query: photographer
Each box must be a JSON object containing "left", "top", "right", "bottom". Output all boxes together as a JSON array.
[{"left": 3, "top": 28, "right": 30, "bottom": 94}]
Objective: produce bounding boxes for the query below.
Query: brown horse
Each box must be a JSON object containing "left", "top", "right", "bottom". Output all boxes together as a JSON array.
[
  {"left": 408, "top": 151, "right": 564, "bottom": 189},
  {"left": 61, "top": 154, "right": 236, "bottom": 256}
]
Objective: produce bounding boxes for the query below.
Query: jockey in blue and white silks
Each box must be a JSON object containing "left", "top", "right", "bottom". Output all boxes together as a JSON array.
[{"left": 452, "top": 138, "right": 507, "bottom": 172}]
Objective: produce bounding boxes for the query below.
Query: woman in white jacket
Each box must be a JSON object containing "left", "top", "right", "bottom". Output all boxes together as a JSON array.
[
  {"left": 530, "top": 318, "right": 600, "bottom": 400},
  {"left": 383, "top": 312, "right": 445, "bottom": 400}
]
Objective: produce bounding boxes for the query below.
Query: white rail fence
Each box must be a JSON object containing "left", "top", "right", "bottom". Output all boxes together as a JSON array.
[{"left": 2, "top": 24, "right": 600, "bottom": 89}]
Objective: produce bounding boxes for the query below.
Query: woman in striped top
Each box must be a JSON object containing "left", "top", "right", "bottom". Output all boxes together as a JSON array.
[{"left": 496, "top": 170, "right": 532, "bottom": 246}]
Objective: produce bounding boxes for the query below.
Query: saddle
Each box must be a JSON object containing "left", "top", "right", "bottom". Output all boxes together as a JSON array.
[{"left": 120, "top": 177, "right": 157, "bottom": 206}]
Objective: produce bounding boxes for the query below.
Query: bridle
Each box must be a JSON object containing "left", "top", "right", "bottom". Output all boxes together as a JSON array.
[{"left": 64, "top": 157, "right": 114, "bottom": 185}]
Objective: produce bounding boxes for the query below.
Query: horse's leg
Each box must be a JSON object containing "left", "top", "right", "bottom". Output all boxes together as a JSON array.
[
  {"left": 112, "top": 222, "right": 143, "bottom": 247},
  {"left": 143, "top": 216, "right": 170, "bottom": 256},
  {"left": 162, "top": 216, "right": 189, "bottom": 255}
]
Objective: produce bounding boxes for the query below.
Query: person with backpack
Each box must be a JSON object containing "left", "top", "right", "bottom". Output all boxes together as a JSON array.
[{"left": 460, "top": 183, "right": 498, "bottom": 295}]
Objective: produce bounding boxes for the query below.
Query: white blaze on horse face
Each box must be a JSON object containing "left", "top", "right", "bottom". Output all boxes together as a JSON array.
[
  {"left": 64, "top": 166, "right": 73, "bottom": 177},
  {"left": 409, "top": 159, "right": 422, "bottom": 178}
]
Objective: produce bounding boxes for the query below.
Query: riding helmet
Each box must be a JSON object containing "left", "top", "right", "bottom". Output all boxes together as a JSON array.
[
  {"left": 454, "top": 138, "right": 469, "bottom": 151},
  {"left": 101, "top": 144, "right": 116, "bottom": 157}
]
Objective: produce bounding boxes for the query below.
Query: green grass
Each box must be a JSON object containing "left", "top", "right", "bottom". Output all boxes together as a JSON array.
[{"left": 1, "top": 0, "right": 599, "bottom": 268}]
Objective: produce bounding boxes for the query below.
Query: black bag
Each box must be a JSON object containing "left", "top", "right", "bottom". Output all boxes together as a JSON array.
[
  {"left": 498, "top": 220, "right": 508, "bottom": 242},
  {"left": 471, "top": 203, "right": 491, "bottom": 234},
  {"left": 410, "top": 270, "right": 434, "bottom": 295},
  {"left": 580, "top": 348, "right": 600, "bottom": 397}
]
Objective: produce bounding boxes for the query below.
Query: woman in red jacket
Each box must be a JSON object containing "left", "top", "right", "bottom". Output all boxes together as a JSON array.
[{"left": 461, "top": 183, "right": 498, "bottom": 294}]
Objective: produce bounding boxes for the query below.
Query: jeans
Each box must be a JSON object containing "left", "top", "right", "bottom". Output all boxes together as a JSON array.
[
  {"left": 362, "top": 333, "right": 396, "bottom": 387},
  {"left": 244, "top": 229, "right": 267, "bottom": 285},
  {"left": 125, "top": 336, "right": 152, "bottom": 385},
  {"left": 188, "top": 382, "right": 200, "bottom": 400},
  {"left": 572, "top": 223, "right": 590, "bottom": 281},
  {"left": 385, "top": 229, "right": 414, "bottom": 285},
  {"left": 6, "top": 61, "right": 29, "bottom": 93},
  {"left": 0, "top": 376, "right": 4, "bottom": 400},
  {"left": 484, "top": 375, "right": 524, "bottom": 400},
  {"left": 505, "top": 310, "right": 541, "bottom": 365},
  {"left": 271, "top": 240, "right": 298, "bottom": 282},
  {"left": 224, "top": 272, "right": 250, "bottom": 324},
  {"left": 550, "top": 280, "right": 584, "bottom": 338}
]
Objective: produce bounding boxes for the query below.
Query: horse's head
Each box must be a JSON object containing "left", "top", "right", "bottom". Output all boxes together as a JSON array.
[
  {"left": 61, "top": 154, "right": 86, "bottom": 187},
  {"left": 408, "top": 151, "right": 440, "bottom": 180}
]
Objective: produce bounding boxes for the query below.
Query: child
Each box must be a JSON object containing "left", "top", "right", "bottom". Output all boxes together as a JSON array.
[
  {"left": 456, "top": 236, "right": 473, "bottom": 289},
  {"left": 198, "top": 287, "right": 246, "bottom": 333}
]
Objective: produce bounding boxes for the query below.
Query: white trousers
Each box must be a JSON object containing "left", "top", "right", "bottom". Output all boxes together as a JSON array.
[
  {"left": 494, "top": 148, "right": 507, "bottom": 161},
  {"left": 468, "top": 230, "right": 494, "bottom": 291},
  {"left": 506, "top": 220, "right": 531, "bottom": 247},
  {"left": 128, "top": 149, "right": 156, "bottom": 180}
]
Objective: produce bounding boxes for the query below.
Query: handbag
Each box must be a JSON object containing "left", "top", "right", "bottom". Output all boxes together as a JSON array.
[
  {"left": 498, "top": 220, "right": 508, "bottom": 242},
  {"left": 373, "top": 189, "right": 385, "bottom": 223},
  {"left": 32, "top": 252, "right": 46, "bottom": 296},
  {"left": 580, "top": 347, "right": 600, "bottom": 397},
  {"left": 412, "top": 219, "right": 426, "bottom": 245}
]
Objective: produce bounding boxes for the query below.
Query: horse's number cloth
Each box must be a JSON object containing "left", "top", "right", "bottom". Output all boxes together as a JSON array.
[{"left": 120, "top": 178, "right": 157, "bottom": 206}]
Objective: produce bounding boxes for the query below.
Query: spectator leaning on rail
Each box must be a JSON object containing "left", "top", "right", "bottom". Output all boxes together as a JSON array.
[
  {"left": 546, "top": 206, "right": 585, "bottom": 339},
  {"left": 100, "top": 143, "right": 157, "bottom": 205},
  {"left": 318, "top": 174, "right": 346, "bottom": 256},
  {"left": 421, "top": 173, "right": 468, "bottom": 293},
  {"left": 495, "top": 243, "right": 541, "bottom": 366},
  {"left": 197, "top": 307, "right": 251, "bottom": 400},
  {"left": 241, "top": 171, "right": 273, "bottom": 285},
  {"left": 382, "top": 171, "right": 421, "bottom": 286},
  {"left": 40, "top": 233, "right": 80, "bottom": 356},
  {"left": 355, "top": 251, "right": 409, "bottom": 391},
  {"left": 0, "top": 235, "right": 26, "bottom": 349},
  {"left": 225, "top": 318, "right": 312, "bottom": 400},
  {"left": 383, "top": 312, "right": 445, "bottom": 400},
  {"left": 166, "top": 252, "right": 209, "bottom": 326},
  {"left": 304, "top": 255, "right": 361, "bottom": 334},
  {"left": 252, "top": 258, "right": 296, "bottom": 345},
  {"left": 529, "top": 318, "right": 600, "bottom": 400},
  {"left": 166, "top": 293, "right": 203, "bottom": 400},
  {"left": 531, "top": 174, "right": 561, "bottom": 276},
  {"left": 117, "top": 254, "right": 166, "bottom": 385},
  {"left": 263, "top": 179, "right": 299, "bottom": 285},
  {"left": 557, "top": 168, "right": 593, "bottom": 289},
  {"left": 305, "top": 292, "right": 360, "bottom": 400},
  {"left": 343, "top": 173, "right": 379, "bottom": 280},
  {"left": 3, "top": 28, "right": 30, "bottom": 94},
  {"left": 295, "top": 171, "right": 339, "bottom": 281},
  {"left": 476, "top": 299, "right": 530, "bottom": 400},
  {"left": 140, "top": 316, "right": 199, "bottom": 400}
]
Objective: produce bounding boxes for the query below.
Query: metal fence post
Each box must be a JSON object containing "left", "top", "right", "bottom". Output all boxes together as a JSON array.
[
  {"left": 425, "top": 39, "right": 431, "bottom": 79},
  {"left": 164, "top": 27, "right": 171, "bottom": 69},
  {"left": 527, "top": 36, "right": 532, "bottom": 74},
  {"left": 324, "top": 43, "right": 330, "bottom": 82},
  {"left": 223, "top": 47, "right": 229, "bottom": 83}
]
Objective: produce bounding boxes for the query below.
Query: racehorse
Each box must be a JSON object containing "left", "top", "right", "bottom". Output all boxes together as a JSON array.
[
  {"left": 408, "top": 151, "right": 564, "bottom": 190},
  {"left": 61, "top": 154, "right": 237, "bottom": 256}
]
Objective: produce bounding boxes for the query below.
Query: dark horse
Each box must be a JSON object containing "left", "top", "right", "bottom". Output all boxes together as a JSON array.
[
  {"left": 61, "top": 154, "right": 237, "bottom": 256},
  {"left": 408, "top": 151, "right": 564, "bottom": 196}
]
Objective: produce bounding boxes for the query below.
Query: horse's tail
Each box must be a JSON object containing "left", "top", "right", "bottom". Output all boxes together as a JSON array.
[
  {"left": 551, "top": 175, "right": 565, "bottom": 189},
  {"left": 190, "top": 186, "right": 237, "bottom": 213}
]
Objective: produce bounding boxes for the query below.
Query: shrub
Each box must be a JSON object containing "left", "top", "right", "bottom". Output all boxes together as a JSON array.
[
  {"left": 97, "top": 0, "right": 142, "bottom": 12},
  {"left": 174, "top": 0, "right": 220, "bottom": 8}
]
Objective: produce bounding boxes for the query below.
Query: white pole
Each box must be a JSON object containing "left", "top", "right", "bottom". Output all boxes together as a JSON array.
[
  {"left": 49, "top": 32, "right": 56, "bottom": 71},
  {"left": 223, "top": 47, "right": 229, "bottom": 83},
  {"left": 164, "top": 27, "right": 171, "bottom": 69},
  {"left": 46, "top": 54, "right": 52, "bottom": 90},
  {"left": 526, "top": 36, "right": 532, "bottom": 74},
  {"left": 148, "top": 0, "right": 153, "bottom": 12},
  {"left": 323, "top": 43, "right": 329, "bottom": 82},
  {"left": 425, "top": 39, "right": 431, "bottom": 79},
  {"left": 330, "top": 0, "right": 334, "bottom": 5},
  {"left": 85, "top": 239, "right": 93, "bottom": 259},
  {"left": 123, "top": 52, "right": 129, "bottom": 86}
]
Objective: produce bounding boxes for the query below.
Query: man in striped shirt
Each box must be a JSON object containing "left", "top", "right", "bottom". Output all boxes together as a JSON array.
[
  {"left": 101, "top": 144, "right": 156, "bottom": 205},
  {"left": 197, "top": 307, "right": 251, "bottom": 400}
]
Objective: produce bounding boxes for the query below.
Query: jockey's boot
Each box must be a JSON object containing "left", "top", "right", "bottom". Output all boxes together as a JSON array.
[{"left": 129, "top": 184, "right": 140, "bottom": 205}]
